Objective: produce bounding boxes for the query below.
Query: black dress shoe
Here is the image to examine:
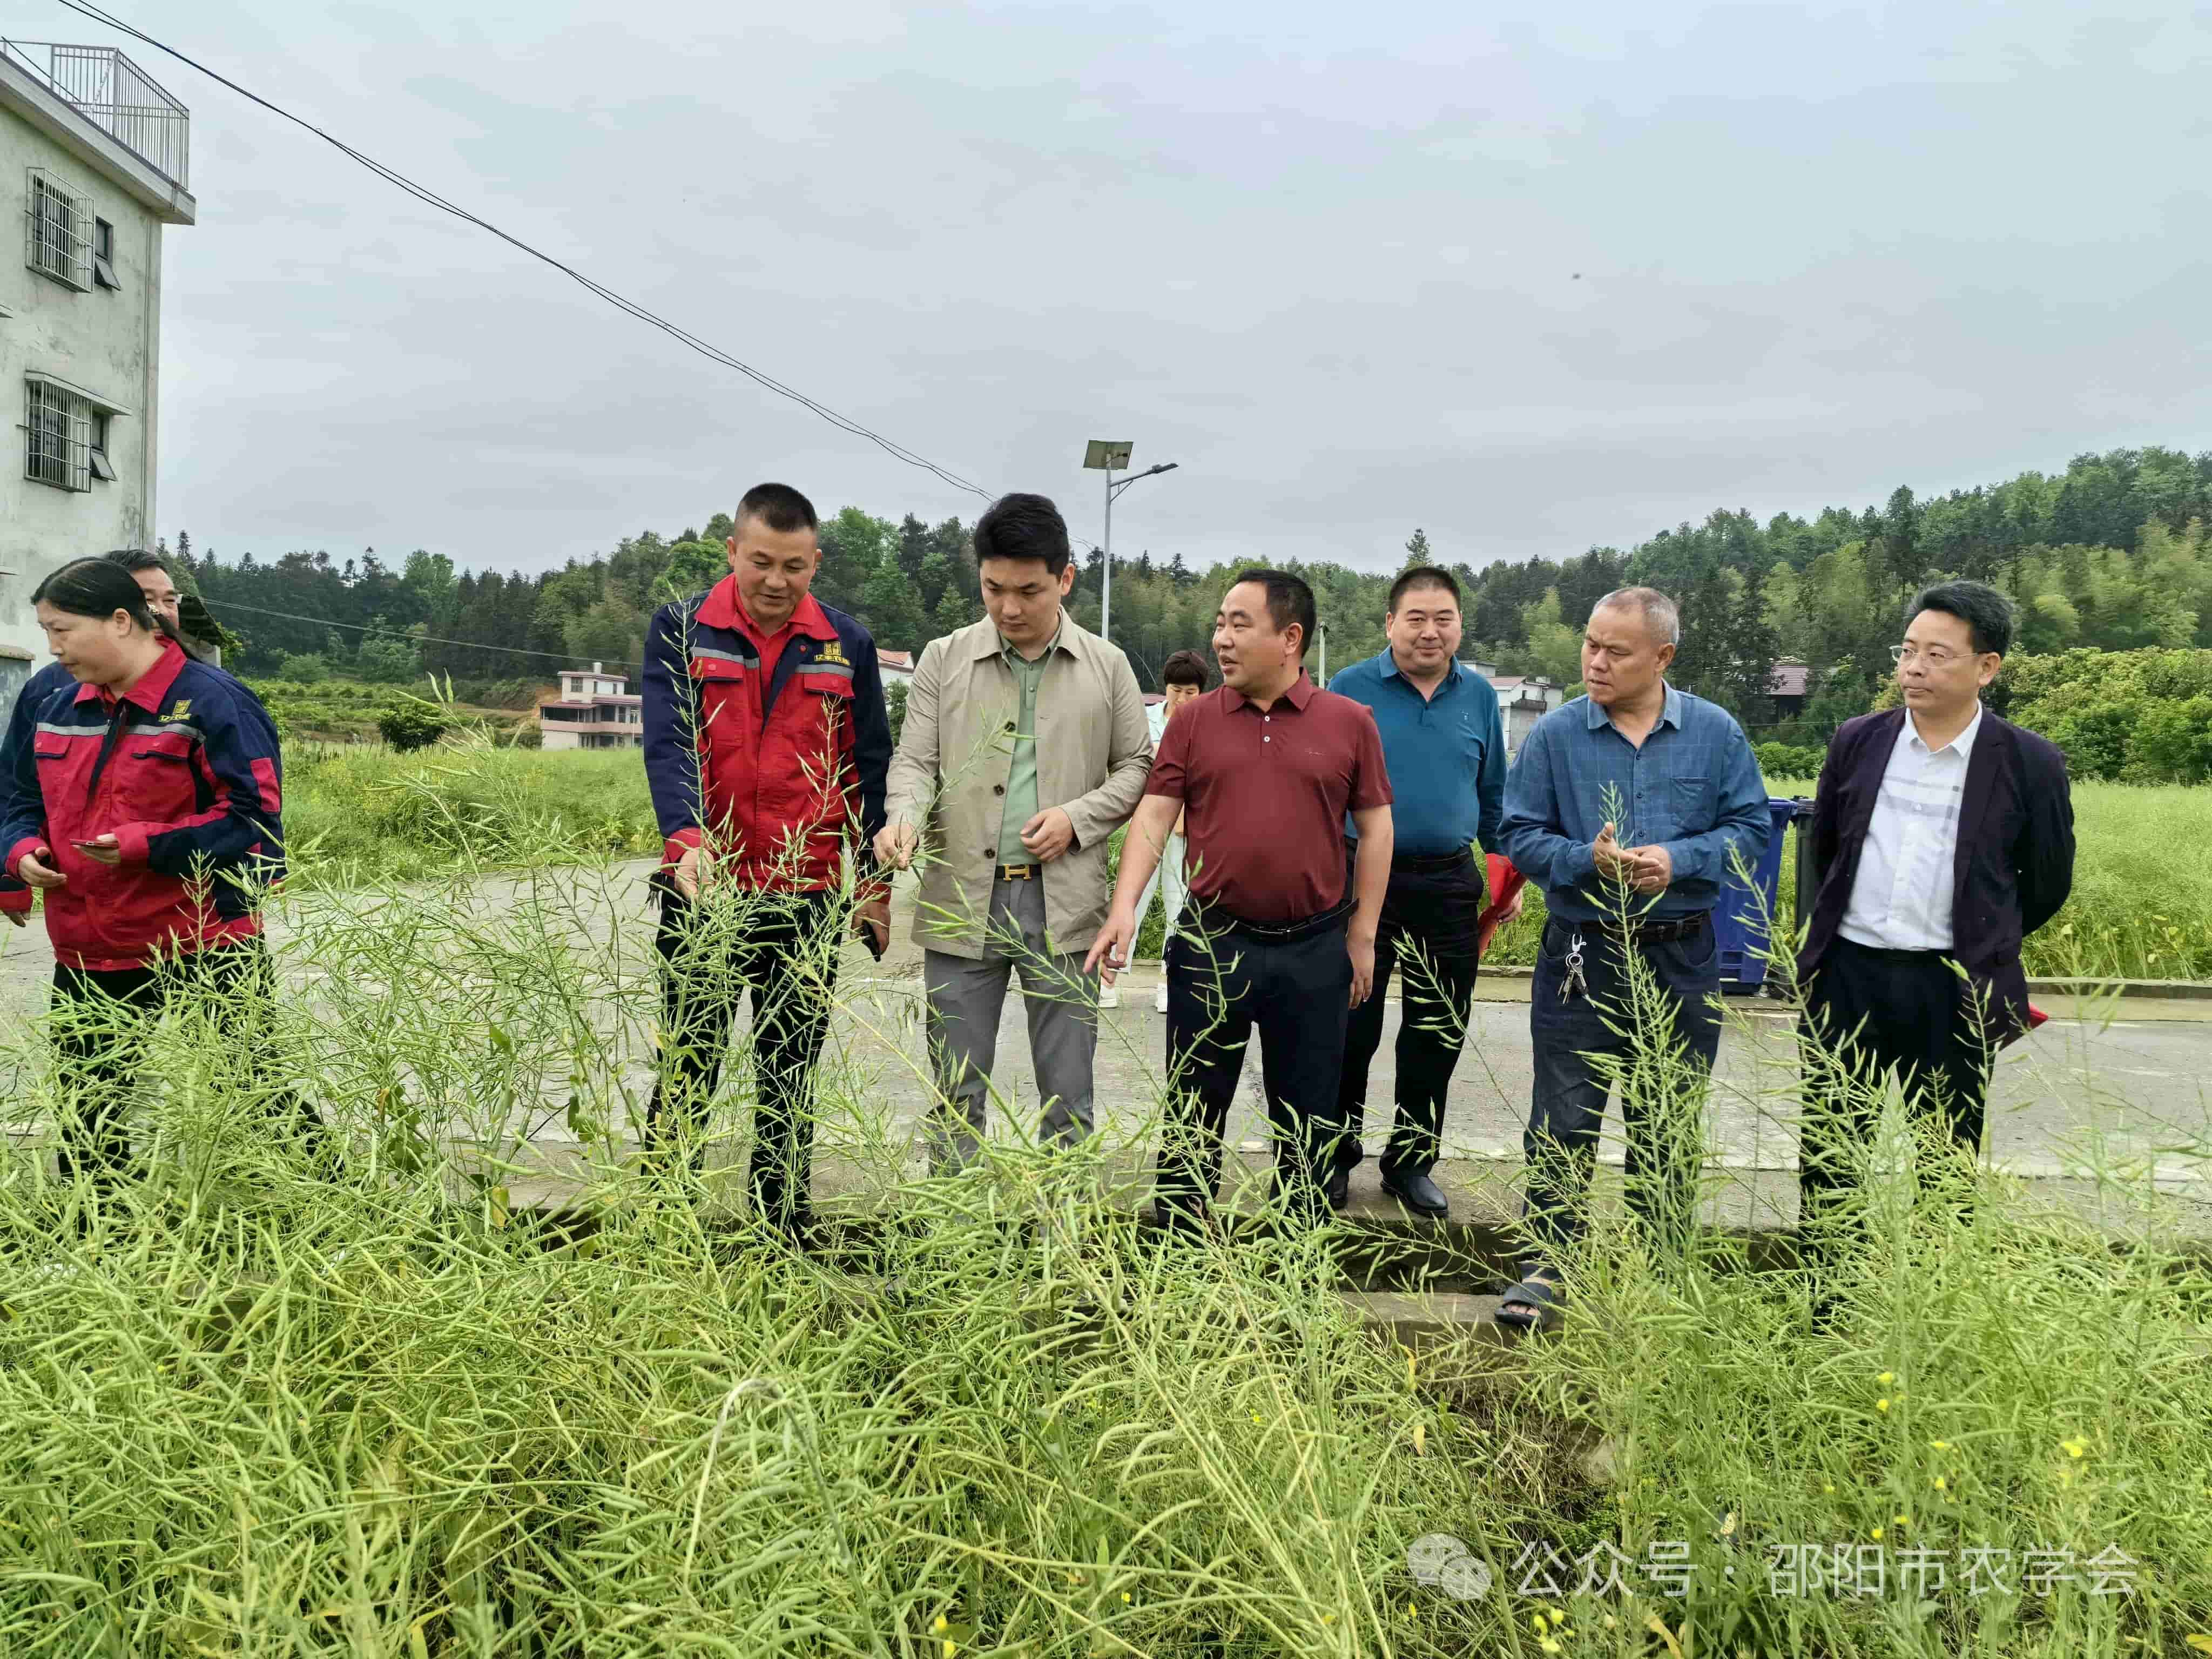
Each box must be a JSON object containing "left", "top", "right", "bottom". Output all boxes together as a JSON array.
[
  {"left": 1323, "top": 1164, "right": 1350, "bottom": 1211},
  {"left": 1381, "top": 1169, "right": 1449, "bottom": 1218}
]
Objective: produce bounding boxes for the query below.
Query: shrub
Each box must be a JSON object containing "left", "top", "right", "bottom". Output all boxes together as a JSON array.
[
  {"left": 1995, "top": 648, "right": 2212, "bottom": 783},
  {"left": 276, "top": 652, "right": 331, "bottom": 684},
  {"left": 1755, "top": 741, "right": 1824, "bottom": 782},
  {"left": 377, "top": 703, "right": 454, "bottom": 752}
]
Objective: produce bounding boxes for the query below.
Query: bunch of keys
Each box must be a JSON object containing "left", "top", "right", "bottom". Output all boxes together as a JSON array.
[{"left": 1559, "top": 932, "right": 1589, "bottom": 1003}]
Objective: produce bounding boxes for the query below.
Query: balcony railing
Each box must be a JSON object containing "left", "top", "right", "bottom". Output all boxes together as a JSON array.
[{"left": 2, "top": 40, "right": 189, "bottom": 191}]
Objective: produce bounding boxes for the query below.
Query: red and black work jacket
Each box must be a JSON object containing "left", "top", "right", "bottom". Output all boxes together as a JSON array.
[
  {"left": 641, "top": 581, "right": 891, "bottom": 895},
  {"left": 0, "top": 642, "right": 285, "bottom": 970}
]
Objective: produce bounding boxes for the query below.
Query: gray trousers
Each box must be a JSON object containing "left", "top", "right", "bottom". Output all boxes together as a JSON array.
[{"left": 922, "top": 874, "right": 1098, "bottom": 1172}]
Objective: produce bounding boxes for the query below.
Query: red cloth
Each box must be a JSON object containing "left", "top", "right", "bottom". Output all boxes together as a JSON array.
[
  {"left": 1478, "top": 854, "right": 1527, "bottom": 955},
  {"left": 8, "top": 642, "right": 275, "bottom": 969},
  {"left": 666, "top": 580, "right": 868, "bottom": 894},
  {"left": 1144, "top": 672, "right": 1391, "bottom": 924}
]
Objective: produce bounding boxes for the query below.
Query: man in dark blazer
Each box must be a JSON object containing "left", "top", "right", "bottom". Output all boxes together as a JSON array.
[{"left": 1796, "top": 580, "right": 2074, "bottom": 1297}]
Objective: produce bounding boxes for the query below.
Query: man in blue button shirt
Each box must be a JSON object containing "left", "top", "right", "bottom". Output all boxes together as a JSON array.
[
  {"left": 1326, "top": 567, "right": 1514, "bottom": 1218},
  {"left": 1496, "top": 586, "right": 1768, "bottom": 1330}
]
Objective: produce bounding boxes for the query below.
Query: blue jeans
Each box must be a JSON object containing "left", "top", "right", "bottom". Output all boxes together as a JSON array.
[{"left": 1521, "top": 915, "right": 1722, "bottom": 1272}]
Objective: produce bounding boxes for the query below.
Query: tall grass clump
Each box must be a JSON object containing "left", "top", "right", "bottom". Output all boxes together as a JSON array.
[
  {"left": 1, "top": 808, "right": 2208, "bottom": 1653},
  {"left": 1478, "top": 780, "right": 2212, "bottom": 983},
  {"left": 283, "top": 737, "right": 658, "bottom": 886}
]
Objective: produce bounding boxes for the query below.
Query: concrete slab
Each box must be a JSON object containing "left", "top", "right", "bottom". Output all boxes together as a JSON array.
[{"left": 4, "top": 860, "right": 2208, "bottom": 1244}]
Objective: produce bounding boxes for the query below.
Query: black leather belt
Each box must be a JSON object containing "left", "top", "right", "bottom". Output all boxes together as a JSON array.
[
  {"left": 1186, "top": 896, "right": 1354, "bottom": 945},
  {"left": 1566, "top": 911, "right": 1710, "bottom": 945},
  {"left": 1833, "top": 936, "right": 1946, "bottom": 962},
  {"left": 1392, "top": 846, "right": 1477, "bottom": 874},
  {"left": 1347, "top": 839, "right": 1478, "bottom": 875}
]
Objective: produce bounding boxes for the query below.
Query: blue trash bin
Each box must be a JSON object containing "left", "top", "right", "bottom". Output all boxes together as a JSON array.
[{"left": 1715, "top": 797, "right": 1806, "bottom": 993}]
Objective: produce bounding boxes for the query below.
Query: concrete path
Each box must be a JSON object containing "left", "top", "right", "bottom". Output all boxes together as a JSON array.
[{"left": 4, "top": 859, "right": 2208, "bottom": 1236}]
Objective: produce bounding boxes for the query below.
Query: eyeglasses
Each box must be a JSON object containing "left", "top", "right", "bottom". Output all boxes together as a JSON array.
[{"left": 1891, "top": 644, "right": 1971, "bottom": 668}]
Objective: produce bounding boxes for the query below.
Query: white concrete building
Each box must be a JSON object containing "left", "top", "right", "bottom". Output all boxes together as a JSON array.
[
  {"left": 1488, "top": 673, "right": 1566, "bottom": 753},
  {"left": 539, "top": 662, "right": 643, "bottom": 750},
  {"left": 0, "top": 39, "right": 193, "bottom": 698}
]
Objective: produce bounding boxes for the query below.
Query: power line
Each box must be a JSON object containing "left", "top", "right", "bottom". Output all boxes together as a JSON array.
[
  {"left": 209, "top": 599, "right": 642, "bottom": 673},
  {"left": 50, "top": 0, "right": 997, "bottom": 505}
]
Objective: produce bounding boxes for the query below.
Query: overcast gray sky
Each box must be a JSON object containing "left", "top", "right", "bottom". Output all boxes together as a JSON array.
[{"left": 129, "top": 1, "right": 2212, "bottom": 576}]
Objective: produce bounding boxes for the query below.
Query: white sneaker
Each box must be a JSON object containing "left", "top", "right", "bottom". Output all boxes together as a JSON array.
[
  {"left": 1097, "top": 984, "right": 1121, "bottom": 1009},
  {"left": 1154, "top": 983, "right": 1169, "bottom": 1014}
]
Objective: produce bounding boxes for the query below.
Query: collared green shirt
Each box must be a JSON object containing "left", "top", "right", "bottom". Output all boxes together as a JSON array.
[{"left": 996, "top": 623, "right": 1060, "bottom": 861}]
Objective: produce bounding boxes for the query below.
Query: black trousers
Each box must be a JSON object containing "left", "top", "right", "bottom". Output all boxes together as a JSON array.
[
  {"left": 645, "top": 884, "right": 841, "bottom": 1237},
  {"left": 1523, "top": 916, "right": 1723, "bottom": 1270},
  {"left": 50, "top": 940, "right": 333, "bottom": 1186},
  {"left": 1157, "top": 915, "right": 1351, "bottom": 1233},
  {"left": 1799, "top": 938, "right": 1993, "bottom": 1256},
  {"left": 1336, "top": 853, "right": 1485, "bottom": 1179}
]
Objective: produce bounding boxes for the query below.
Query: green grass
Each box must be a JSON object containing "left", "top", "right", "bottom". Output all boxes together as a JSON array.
[
  {"left": 283, "top": 740, "right": 659, "bottom": 886},
  {"left": 275, "top": 746, "right": 2211, "bottom": 982},
  {"left": 2, "top": 855, "right": 2207, "bottom": 1655},
  {"left": 1474, "top": 780, "right": 2212, "bottom": 984}
]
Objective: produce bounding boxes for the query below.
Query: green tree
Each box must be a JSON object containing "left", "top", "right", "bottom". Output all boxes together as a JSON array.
[
  {"left": 1516, "top": 589, "right": 1582, "bottom": 687},
  {"left": 564, "top": 596, "right": 643, "bottom": 668},
  {"left": 859, "top": 558, "right": 927, "bottom": 652},
  {"left": 354, "top": 626, "right": 421, "bottom": 683}
]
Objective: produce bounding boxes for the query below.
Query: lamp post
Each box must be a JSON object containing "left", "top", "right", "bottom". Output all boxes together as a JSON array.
[{"left": 1081, "top": 440, "right": 1179, "bottom": 644}]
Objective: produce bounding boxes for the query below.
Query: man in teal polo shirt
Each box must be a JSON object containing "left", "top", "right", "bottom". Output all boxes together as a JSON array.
[{"left": 1326, "top": 565, "right": 1514, "bottom": 1218}]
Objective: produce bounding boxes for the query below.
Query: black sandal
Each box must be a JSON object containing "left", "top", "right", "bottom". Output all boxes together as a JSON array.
[{"left": 1494, "top": 1271, "right": 1560, "bottom": 1333}]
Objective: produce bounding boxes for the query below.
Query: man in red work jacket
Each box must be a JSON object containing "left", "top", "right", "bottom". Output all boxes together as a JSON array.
[{"left": 640, "top": 481, "right": 893, "bottom": 1244}]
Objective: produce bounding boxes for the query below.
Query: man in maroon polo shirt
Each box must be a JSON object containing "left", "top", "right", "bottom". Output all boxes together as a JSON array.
[{"left": 1087, "top": 569, "right": 1393, "bottom": 1232}]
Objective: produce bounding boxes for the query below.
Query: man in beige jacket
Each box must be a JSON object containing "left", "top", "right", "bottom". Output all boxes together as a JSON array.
[{"left": 876, "top": 494, "right": 1152, "bottom": 1171}]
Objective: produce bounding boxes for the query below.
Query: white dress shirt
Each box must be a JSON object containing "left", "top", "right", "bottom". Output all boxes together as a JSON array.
[{"left": 1838, "top": 705, "right": 1982, "bottom": 953}]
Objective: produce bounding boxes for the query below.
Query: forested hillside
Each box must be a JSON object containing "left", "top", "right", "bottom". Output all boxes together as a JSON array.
[{"left": 174, "top": 445, "right": 2212, "bottom": 750}]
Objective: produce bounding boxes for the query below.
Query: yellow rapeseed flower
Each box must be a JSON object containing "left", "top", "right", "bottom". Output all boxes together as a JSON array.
[
  {"left": 932, "top": 1616, "right": 948, "bottom": 1635},
  {"left": 1822, "top": 1482, "right": 1836, "bottom": 1494},
  {"left": 1876, "top": 1398, "right": 1892, "bottom": 1413},
  {"left": 1540, "top": 1643, "right": 1561, "bottom": 1656},
  {"left": 942, "top": 1644, "right": 955, "bottom": 1659},
  {"left": 1895, "top": 1514, "right": 1910, "bottom": 1528},
  {"left": 1532, "top": 1613, "right": 1548, "bottom": 1635},
  {"left": 1877, "top": 1371, "right": 1894, "bottom": 1385},
  {"left": 1548, "top": 1608, "right": 1566, "bottom": 1624},
  {"left": 1932, "top": 1476, "right": 1947, "bottom": 1491},
  {"left": 1870, "top": 1526, "right": 1884, "bottom": 1541},
  {"left": 1121, "top": 1593, "right": 1131, "bottom": 1604},
  {"left": 2062, "top": 1438, "right": 2088, "bottom": 1459},
  {"left": 1930, "top": 1439, "right": 1950, "bottom": 1451}
]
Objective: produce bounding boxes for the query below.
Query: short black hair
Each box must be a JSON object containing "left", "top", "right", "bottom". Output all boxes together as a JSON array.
[
  {"left": 31, "top": 555, "right": 203, "bottom": 660},
  {"left": 1230, "top": 568, "right": 1316, "bottom": 658},
  {"left": 973, "top": 493, "right": 1071, "bottom": 576},
  {"left": 734, "top": 482, "right": 818, "bottom": 536},
  {"left": 1908, "top": 579, "right": 2013, "bottom": 658},
  {"left": 104, "top": 548, "right": 172, "bottom": 576},
  {"left": 1389, "top": 565, "right": 1460, "bottom": 614},
  {"left": 1161, "top": 649, "right": 1209, "bottom": 689}
]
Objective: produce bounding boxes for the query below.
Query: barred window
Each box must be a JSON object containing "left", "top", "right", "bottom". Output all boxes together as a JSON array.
[
  {"left": 25, "top": 380, "right": 91, "bottom": 491},
  {"left": 25, "top": 171, "right": 93, "bottom": 290}
]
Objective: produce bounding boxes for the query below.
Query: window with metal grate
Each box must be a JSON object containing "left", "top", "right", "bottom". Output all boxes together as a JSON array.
[
  {"left": 25, "top": 170, "right": 93, "bottom": 290},
  {"left": 25, "top": 380, "right": 91, "bottom": 491}
]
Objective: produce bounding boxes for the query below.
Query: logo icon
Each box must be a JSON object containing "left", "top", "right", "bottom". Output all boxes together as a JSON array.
[
  {"left": 164, "top": 698, "right": 192, "bottom": 721},
  {"left": 817, "top": 642, "right": 848, "bottom": 666},
  {"left": 1407, "top": 1533, "right": 1491, "bottom": 1600}
]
